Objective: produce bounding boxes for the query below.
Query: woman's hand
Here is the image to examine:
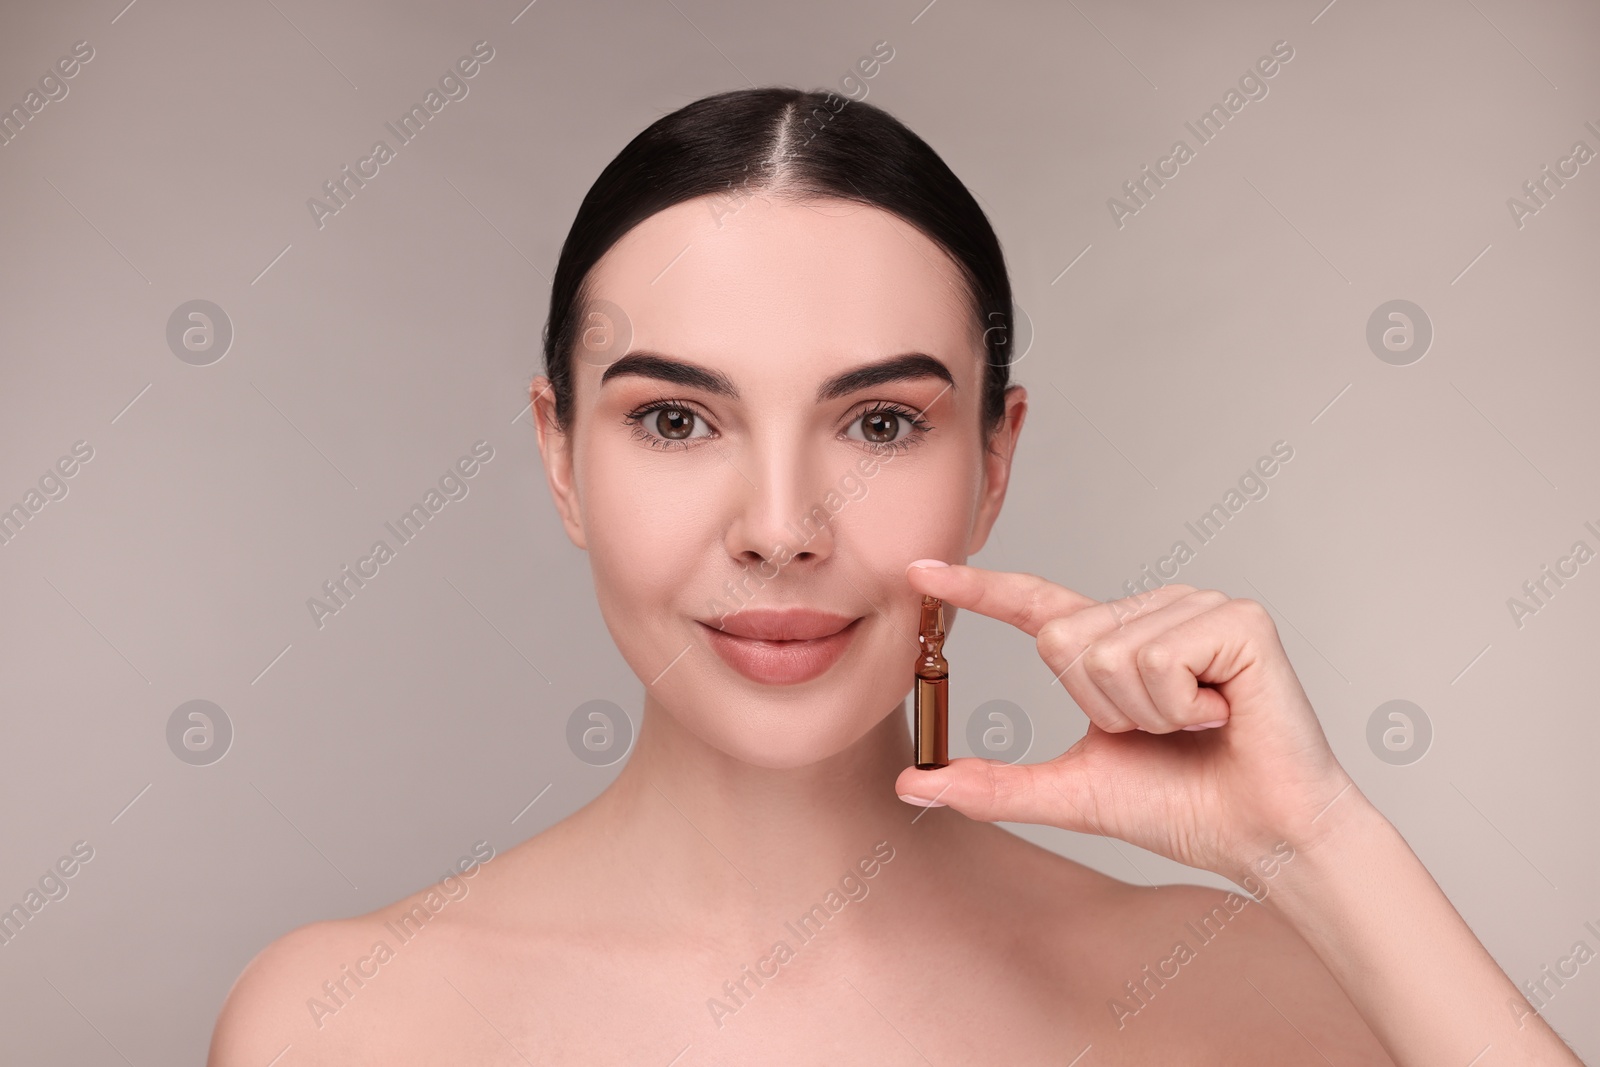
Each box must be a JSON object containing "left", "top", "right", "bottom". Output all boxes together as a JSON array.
[
  {"left": 894, "top": 560, "right": 1361, "bottom": 877},
  {"left": 892, "top": 562, "right": 1593, "bottom": 1064}
]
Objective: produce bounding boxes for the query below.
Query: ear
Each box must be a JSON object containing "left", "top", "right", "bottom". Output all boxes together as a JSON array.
[
  {"left": 965, "top": 384, "right": 1027, "bottom": 557},
  {"left": 530, "top": 376, "right": 587, "bottom": 551}
]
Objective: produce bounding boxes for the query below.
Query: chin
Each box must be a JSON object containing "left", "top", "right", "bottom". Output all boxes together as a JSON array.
[{"left": 673, "top": 672, "right": 906, "bottom": 771}]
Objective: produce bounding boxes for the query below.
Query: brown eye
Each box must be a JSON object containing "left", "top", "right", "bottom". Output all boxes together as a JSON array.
[
  {"left": 860, "top": 410, "right": 900, "bottom": 444},
  {"left": 655, "top": 407, "right": 695, "bottom": 439}
]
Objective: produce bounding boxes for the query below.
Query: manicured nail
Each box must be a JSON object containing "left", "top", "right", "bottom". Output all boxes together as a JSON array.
[
  {"left": 907, "top": 558, "right": 950, "bottom": 571},
  {"left": 898, "top": 793, "right": 946, "bottom": 807},
  {"left": 1183, "top": 719, "right": 1228, "bottom": 731}
]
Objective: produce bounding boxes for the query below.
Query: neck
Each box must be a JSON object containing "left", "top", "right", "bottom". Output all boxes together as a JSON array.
[{"left": 579, "top": 690, "right": 970, "bottom": 932}]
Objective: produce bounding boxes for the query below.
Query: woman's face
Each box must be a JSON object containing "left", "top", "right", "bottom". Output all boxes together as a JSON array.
[{"left": 533, "top": 194, "right": 1026, "bottom": 769}]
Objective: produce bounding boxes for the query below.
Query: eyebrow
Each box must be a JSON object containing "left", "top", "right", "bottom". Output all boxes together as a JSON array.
[
  {"left": 815, "top": 352, "right": 957, "bottom": 402},
  {"left": 599, "top": 352, "right": 738, "bottom": 398},
  {"left": 598, "top": 350, "right": 956, "bottom": 403}
]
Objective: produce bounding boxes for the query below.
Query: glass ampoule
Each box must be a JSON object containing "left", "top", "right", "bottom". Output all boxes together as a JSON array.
[{"left": 914, "top": 594, "right": 948, "bottom": 769}]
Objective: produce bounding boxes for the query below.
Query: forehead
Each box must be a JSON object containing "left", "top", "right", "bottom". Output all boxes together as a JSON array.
[{"left": 583, "top": 195, "right": 982, "bottom": 381}]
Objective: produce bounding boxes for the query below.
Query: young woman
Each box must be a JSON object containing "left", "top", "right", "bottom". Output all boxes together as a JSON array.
[{"left": 209, "top": 87, "right": 1583, "bottom": 1066}]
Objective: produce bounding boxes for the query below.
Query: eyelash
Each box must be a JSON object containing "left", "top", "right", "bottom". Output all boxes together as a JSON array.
[
  {"left": 620, "top": 400, "right": 701, "bottom": 451},
  {"left": 849, "top": 401, "right": 937, "bottom": 454},
  {"left": 620, "top": 398, "right": 934, "bottom": 454}
]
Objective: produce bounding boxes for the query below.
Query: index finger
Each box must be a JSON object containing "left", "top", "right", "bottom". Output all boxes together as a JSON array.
[{"left": 904, "top": 561, "right": 1100, "bottom": 637}]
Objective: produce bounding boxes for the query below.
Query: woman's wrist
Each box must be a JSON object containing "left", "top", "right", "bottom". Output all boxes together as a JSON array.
[
  {"left": 1241, "top": 785, "right": 1583, "bottom": 1065},
  {"left": 1216, "top": 766, "right": 1369, "bottom": 887}
]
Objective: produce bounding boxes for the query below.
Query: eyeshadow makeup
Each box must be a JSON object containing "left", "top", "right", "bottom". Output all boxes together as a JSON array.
[{"left": 913, "top": 594, "right": 949, "bottom": 769}]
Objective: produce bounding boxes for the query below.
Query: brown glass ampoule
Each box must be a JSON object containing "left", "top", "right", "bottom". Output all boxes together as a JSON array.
[{"left": 914, "top": 594, "right": 949, "bottom": 769}]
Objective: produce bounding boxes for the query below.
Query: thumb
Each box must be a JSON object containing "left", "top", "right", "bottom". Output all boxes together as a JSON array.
[{"left": 895, "top": 755, "right": 1099, "bottom": 832}]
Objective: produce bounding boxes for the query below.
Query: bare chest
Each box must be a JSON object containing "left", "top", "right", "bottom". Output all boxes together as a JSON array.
[
  {"left": 316, "top": 903, "right": 1283, "bottom": 1065},
  {"left": 328, "top": 926, "right": 1137, "bottom": 1065}
]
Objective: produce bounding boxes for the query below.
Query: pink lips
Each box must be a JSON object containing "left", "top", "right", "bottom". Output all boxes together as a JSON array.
[{"left": 699, "top": 609, "right": 862, "bottom": 685}]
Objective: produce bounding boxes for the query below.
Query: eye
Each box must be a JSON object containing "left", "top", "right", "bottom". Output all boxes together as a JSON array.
[
  {"left": 844, "top": 403, "right": 933, "bottom": 454},
  {"left": 650, "top": 407, "right": 697, "bottom": 439},
  {"left": 622, "top": 400, "right": 716, "bottom": 450}
]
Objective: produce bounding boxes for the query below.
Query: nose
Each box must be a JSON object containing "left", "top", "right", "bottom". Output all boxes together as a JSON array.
[{"left": 721, "top": 435, "right": 837, "bottom": 571}]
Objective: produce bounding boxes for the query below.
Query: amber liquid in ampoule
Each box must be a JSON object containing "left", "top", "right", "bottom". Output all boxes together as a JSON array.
[{"left": 914, "top": 594, "right": 949, "bottom": 769}]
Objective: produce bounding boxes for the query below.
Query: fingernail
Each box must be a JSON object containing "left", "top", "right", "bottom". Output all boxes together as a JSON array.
[
  {"left": 898, "top": 793, "right": 946, "bottom": 807},
  {"left": 907, "top": 558, "right": 950, "bottom": 571},
  {"left": 1183, "top": 719, "right": 1228, "bottom": 731}
]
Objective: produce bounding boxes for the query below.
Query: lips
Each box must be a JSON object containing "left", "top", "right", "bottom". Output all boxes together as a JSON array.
[
  {"left": 712, "top": 609, "right": 856, "bottom": 641},
  {"left": 699, "top": 609, "right": 862, "bottom": 685}
]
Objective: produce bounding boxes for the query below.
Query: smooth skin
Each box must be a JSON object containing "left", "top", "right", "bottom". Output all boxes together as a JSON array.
[{"left": 206, "top": 192, "right": 1579, "bottom": 1066}]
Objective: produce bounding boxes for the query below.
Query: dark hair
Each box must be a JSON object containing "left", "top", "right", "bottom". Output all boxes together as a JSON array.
[{"left": 540, "top": 86, "right": 1017, "bottom": 443}]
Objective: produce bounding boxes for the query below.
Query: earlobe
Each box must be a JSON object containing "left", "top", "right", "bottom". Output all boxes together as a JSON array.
[{"left": 529, "top": 377, "right": 587, "bottom": 551}]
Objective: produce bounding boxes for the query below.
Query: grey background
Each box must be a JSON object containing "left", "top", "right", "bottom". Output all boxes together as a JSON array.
[{"left": 2, "top": 0, "right": 1597, "bottom": 1060}]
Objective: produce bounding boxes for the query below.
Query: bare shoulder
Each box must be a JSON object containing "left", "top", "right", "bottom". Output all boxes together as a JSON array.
[
  {"left": 1118, "top": 881, "right": 1398, "bottom": 1064},
  {"left": 961, "top": 821, "right": 1134, "bottom": 904},
  {"left": 963, "top": 829, "right": 1394, "bottom": 1063},
  {"left": 207, "top": 844, "right": 512, "bottom": 1067},
  {"left": 206, "top": 913, "right": 381, "bottom": 1066}
]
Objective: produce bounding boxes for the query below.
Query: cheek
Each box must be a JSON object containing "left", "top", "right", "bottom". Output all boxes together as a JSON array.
[
  {"left": 851, "top": 449, "right": 982, "bottom": 557},
  {"left": 579, "top": 443, "right": 700, "bottom": 605},
  {"left": 834, "top": 452, "right": 981, "bottom": 646},
  {"left": 577, "top": 444, "right": 710, "bottom": 695}
]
